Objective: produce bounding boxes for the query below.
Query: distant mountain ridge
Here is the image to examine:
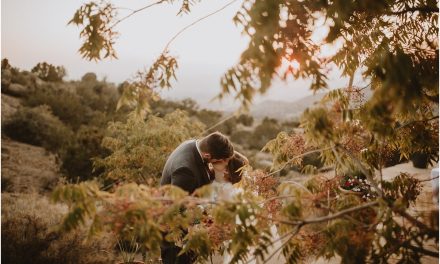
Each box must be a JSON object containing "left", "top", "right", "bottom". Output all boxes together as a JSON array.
[{"left": 249, "top": 92, "right": 327, "bottom": 120}]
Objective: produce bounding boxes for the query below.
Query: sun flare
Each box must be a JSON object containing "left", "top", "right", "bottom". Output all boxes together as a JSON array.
[
  {"left": 279, "top": 57, "right": 301, "bottom": 76},
  {"left": 289, "top": 59, "right": 300, "bottom": 71}
]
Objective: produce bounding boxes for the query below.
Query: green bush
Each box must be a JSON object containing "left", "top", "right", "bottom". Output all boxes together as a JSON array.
[
  {"left": 75, "top": 76, "right": 119, "bottom": 114},
  {"left": 25, "top": 77, "right": 122, "bottom": 130},
  {"left": 94, "top": 110, "right": 205, "bottom": 185},
  {"left": 249, "top": 117, "right": 281, "bottom": 150},
  {"left": 24, "top": 84, "right": 89, "bottom": 130},
  {"left": 2, "top": 105, "right": 74, "bottom": 152},
  {"left": 1, "top": 193, "right": 115, "bottom": 264},
  {"left": 194, "top": 109, "right": 222, "bottom": 128},
  {"left": 61, "top": 125, "right": 109, "bottom": 182},
  {"left": 230, "top": 130, "right": 253, "bottom": 148}
]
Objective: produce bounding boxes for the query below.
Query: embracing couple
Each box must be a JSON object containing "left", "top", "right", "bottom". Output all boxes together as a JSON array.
[{"left": 160, "top": 131, "right": 248, "bottom": 264}]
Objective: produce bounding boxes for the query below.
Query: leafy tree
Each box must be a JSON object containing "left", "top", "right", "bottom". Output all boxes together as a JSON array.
[
  {"left": 54, "top": 1, "right": 439, "bottom": 263},
  {"left": 31, "top": 62, "right": 66, "bottom": 82},
  {"left": 81, "top": 72, "right": 98, "bottom": 82},
  {"left": 1, "top": 58, "right": 11, "bottom": 70}
]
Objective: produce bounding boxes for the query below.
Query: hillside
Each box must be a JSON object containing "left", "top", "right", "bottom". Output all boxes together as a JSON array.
[
  {"left": 249, "top": 92, "right": 326, "bottom": 120},
  {"left": 1, "top": 93, "right": 61, "bottom": 194}
]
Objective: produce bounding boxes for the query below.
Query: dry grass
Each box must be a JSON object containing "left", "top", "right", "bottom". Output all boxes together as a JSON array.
[
  {"left": 1, "top": 138, "right": 60, "bottom": 193},
  {"left": 1, "top": 193, "right": 116, "bottom": 264}
]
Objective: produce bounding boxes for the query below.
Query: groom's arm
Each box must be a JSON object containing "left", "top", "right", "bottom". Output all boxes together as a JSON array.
[{"left": 171, "top": 167, "right": 196, "bottom": 194}]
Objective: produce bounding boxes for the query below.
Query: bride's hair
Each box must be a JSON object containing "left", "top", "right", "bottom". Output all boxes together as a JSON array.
[{"left": 225, "top": 151, "right": 249, "bottom": 184}]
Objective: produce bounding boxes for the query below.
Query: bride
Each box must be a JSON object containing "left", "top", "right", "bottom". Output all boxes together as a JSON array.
[
  {"left": 210, "top": 151, "right": 246, "bottom": 202},
  {"left": 209, "top": 152, "right": 285, "bottom": 264}
]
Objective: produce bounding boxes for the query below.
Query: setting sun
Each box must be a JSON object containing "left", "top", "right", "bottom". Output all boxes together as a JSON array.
[
  {"left": 289, "top": 59, "right": 300, "bottom": 71},
  {"left": 279, "top": 57, "right": 301, "bottom": 77}
]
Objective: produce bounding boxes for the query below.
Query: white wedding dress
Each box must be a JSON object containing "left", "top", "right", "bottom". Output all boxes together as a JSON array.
[{"left": 210, "top": 171, "right": 285, "bottom": 264}]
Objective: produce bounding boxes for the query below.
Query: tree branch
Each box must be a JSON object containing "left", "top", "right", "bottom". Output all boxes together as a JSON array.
[
  {"left": 420, "top": 175, "right": 439, "bottom": 183},
  {"left": 301, "top": 200, "right": 379, "bottom": 225},
  {"left": 264, "top": 147, "right": 333, "bottom": 178},
  {"left": 396, "top": 116, "right": 439, "bottom": 130},
  {"left": 162, "top": 0, "right": 239, "bottom": 53},
  {"left": 257, "top": 200, "right": 379, "bottom": 226},
  {"left": 110, "top": 0, "right": 168, "bottom": 29},
  {"left": 390, "top": 205, "right": 438, "bottom": 234},
  {"left": 199, "top": 113, "right": 237, "bottom": 136},
  {"left": 262, "top": 227, "right": 300, "bottom": 264},
  {"left": 406, "top": 244, "right": 439, "bottom": 258},
  {"left": 388, "top": 6, "right": 439, "bottom": 16}
]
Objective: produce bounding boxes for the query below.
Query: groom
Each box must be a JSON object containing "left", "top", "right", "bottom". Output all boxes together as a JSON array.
[{"left": 160, "top": 131, "right": 234, "bottom": 263}]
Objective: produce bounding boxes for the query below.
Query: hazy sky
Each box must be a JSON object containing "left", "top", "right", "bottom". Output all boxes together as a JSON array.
[{"left": 2, "top": 0, "right": 352, "bottom": 109}]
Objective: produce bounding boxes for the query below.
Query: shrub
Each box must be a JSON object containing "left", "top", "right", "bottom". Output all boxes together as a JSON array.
[
  {"left": 236, "top": 114, "right": 254, "bottom": 127},
  {"left": 31, "top": 62, "right": 66, "bottom": 82},
  {"left": 75, "top": 78, "right": 119, "bottom": 114},
  {"left": 2, "top": 105, "right": 74, "bottom": 152},
  {"left": 24, "top": 84, "right": 89, "bottom": 130},
  {"left": 1, "top": 193, "right": 115, "bottom": 264},
  {"left": 81, "top": 72, "right": 98, "bottom": 82},
  {"left": 230, "top": 130, "right": 253, "bottom": 148},
  {"left": 10, "top": 70, "right": 37, "bottom": 90},
  {"left": 61, "top": 125, "right": 109, "bottom": 182},
  {"left": 94, "top": 110, "right": 205, "bottom": 185},
  {"left": 1, "top": 68, "right": 12, "bottom": 90},
  {"left": 249, "top": 117, "right": 281, "bottom": 150}
]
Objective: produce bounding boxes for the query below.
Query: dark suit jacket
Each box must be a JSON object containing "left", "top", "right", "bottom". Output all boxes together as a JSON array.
[
  {"left": 160, "top": 140, "right": 211, "bottom": 263},
  {"left": 160, "top": 140, "right": 212, "bottom": 194}
]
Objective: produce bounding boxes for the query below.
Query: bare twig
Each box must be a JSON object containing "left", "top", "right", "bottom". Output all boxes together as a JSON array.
[
  {"left": 265, "top": 147, "right": 333, "bottom": 178},
  {"left": 262, "top": 225, "right": 302, "bottom": 264},
  {"left": 388, "top": 6, "right": 439, "bottom": 15},
  {"left": 390, "top": 206, "right": 438, "bottom": 233},
  {"left": 162, "top": 0, "right": 239, "bottom": 53},
  {"left": 406, "top": 244, "right": 439, "bottom": 258},
  {"left": 301, "top": 200, "right": 379, "bottom": 225},
  {"left": 396, "top": 116, "right": 439, "bottom": 130},
  {"left": 199, "top": 113, "right": 237, "bottom": 136},
  {"left": 110, "top": 0, "right": 167, "bottom": 29},
  {"left": 257, "top": 201, "right": 379, "bottom": 226},
  {"left": 281, "top": 181, "right": 313, "bottom": 194},
  {"left": 259, "top": 195, "right": 300, "bottom": 206},
  {"left": 245, "top": 225, "right": 301, "bottom": 264},
  {"left": 420, "top": 175, "right": 439, "bottom": 182}
]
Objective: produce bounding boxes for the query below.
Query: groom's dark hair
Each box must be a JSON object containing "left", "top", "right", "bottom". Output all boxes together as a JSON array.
[{"left": 199, "top": 131, "right": 234, "bottom": 160}]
